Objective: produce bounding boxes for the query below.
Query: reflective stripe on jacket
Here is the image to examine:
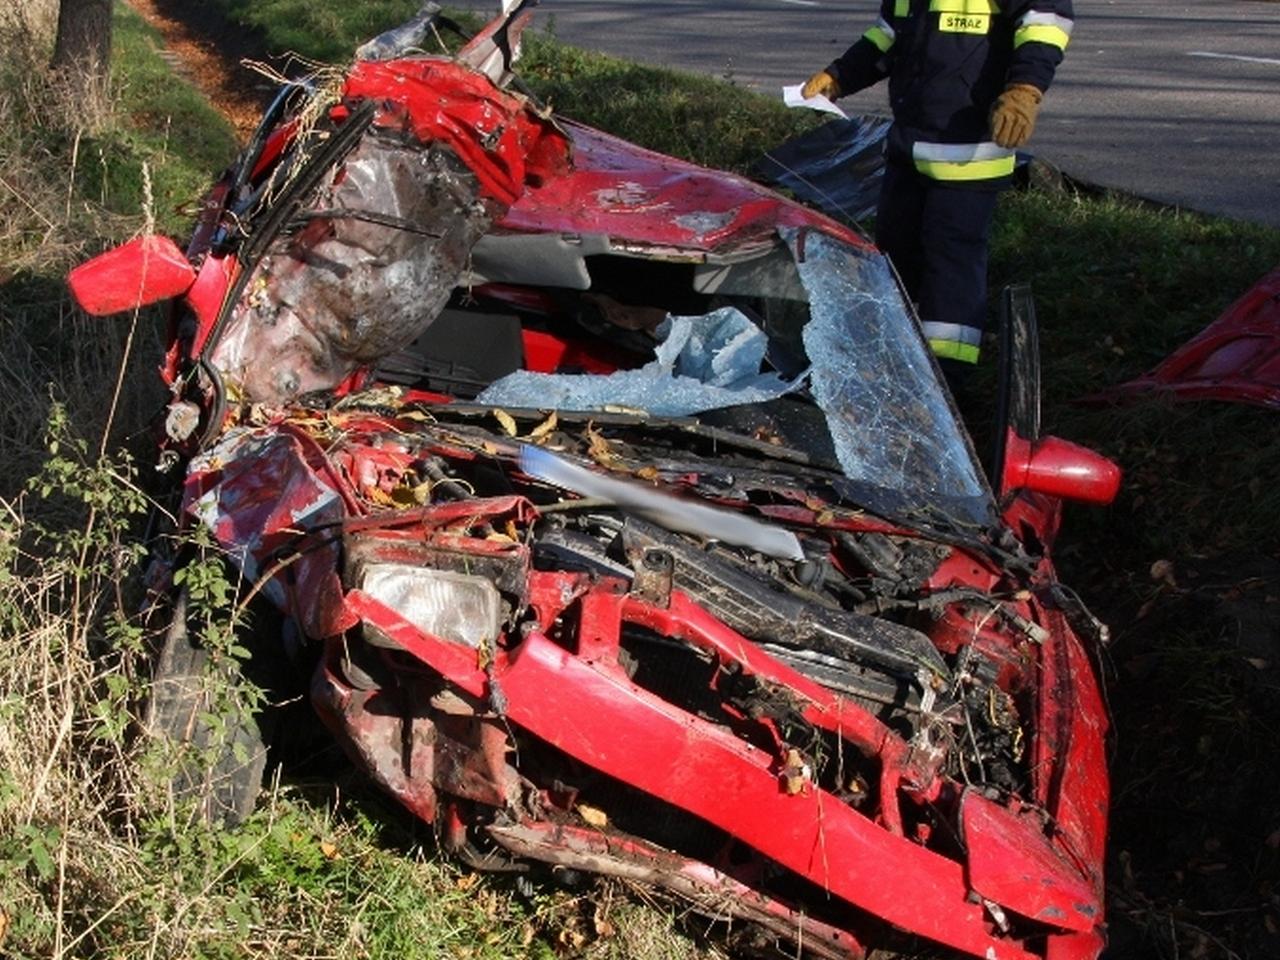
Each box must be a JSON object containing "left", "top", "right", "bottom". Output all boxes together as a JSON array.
[
  {"left": 828, "top": 0, "right": 1072, "bottom": 184},
  {"left": 922, "top": 320, "right": 983, "bottom": 363}
]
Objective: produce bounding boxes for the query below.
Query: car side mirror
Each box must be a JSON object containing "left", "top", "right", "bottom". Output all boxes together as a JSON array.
[
  {"left": 1000, "top": 431, "right": 1122, "bottom": 505},
  {"left": 67, "top": 235, "right": 196, "bottom": 316},
  {"left": 990, "top": 283, "right": 1121, "bottom": 505}
]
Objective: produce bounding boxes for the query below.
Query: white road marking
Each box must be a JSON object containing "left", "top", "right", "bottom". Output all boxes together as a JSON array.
[
  {"left": 1188, "top": 50, "right": 1280, "bottom": 67},
  {"left": 778, "top": 0, "right": 821, "bottom": 6}
]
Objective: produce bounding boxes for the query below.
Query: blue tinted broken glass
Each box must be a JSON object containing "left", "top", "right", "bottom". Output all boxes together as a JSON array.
[
  {"left": 784, "top": 228, "right": 987, "bottom": 509},
  {"left": 476, "top": 307, "right": 804, "bottom": 416}
]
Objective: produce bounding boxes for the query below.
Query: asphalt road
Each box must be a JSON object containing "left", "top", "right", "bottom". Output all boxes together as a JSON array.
[{"left": 455, "top": 0, "right": 1280, "bottom": 227}]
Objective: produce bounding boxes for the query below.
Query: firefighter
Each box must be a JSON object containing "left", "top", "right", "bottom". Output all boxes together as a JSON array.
[{"left": 802, "top": 0, "right": 1072, "bottom": 381}]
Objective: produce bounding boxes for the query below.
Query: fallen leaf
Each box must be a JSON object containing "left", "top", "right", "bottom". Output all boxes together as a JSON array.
[
  {"left": 1150, "top": 559, "right": 1177, "bottom": 587},
  {"left": 1245, "top": 657, "right": 1270, "bottom": 671},
  {"left": 365, "top": 486, "right": 396, "bottom": 506},
  {"left": 577, "top": 803, "right": 609, "bottom": 828},
  {"left": 319, "top": 840, "right": 341, "bottom": 860},
  {"left": 527, "top": 410, "right": 558, "bottom": 442},
  {"left": 584, "top": 423, "right": 616, "bottom": 465},
  {"left": 592, "top": 903, "right": 617, "bottom": 938},
  {"left": 782, "top": 748, "right": 811, "bottom": 795},
  {"left": 455, "top": 872, "right": 481, "bottom": 891},
  {"left": 493, "top": 409, "right": 518, "bottom": 437},
  {"left": 558, "top": 928, "right": 587, "bottom": 950}
]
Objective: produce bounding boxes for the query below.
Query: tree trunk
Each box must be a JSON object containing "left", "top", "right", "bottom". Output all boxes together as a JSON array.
[{"left": 51, "top": 0, "right": 113, "bottom": 80}]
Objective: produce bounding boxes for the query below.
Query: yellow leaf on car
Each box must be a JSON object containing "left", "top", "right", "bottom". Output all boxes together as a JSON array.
[
  {"left": 528, "top": 410, "right": 558, "bottom": 442},
  {"left": 493, "top": 409, "right": 518, "bottom": 437}
]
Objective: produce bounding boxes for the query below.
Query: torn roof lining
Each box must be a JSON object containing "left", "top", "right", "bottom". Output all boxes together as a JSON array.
[{"left": 465, "top": 230, "right": 809, "bottom": 299}]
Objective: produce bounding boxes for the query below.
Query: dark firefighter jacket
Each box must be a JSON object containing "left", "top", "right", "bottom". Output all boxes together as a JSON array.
[{"left": 826, "top": 0, "right": 1073, "bottom": 184}]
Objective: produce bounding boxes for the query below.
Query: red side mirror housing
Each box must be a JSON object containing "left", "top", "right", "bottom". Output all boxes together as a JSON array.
[
  {"left": 1002, "top": 431, "right": 1122, "bottom": 506},
  {"left": 67, "top": 235, "right": 196, "bottom": 316}
]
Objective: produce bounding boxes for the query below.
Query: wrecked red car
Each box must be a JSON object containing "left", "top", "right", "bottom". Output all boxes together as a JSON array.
[{"left": 69, "top": 5, "right": 1120, "bottom": 959}]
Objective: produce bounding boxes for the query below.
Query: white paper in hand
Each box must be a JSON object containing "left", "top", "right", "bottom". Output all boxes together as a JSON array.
[{"left": 783, "top": 84, "right": 848, "bottom": 119}]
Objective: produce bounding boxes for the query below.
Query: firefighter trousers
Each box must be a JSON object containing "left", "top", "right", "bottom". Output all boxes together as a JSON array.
[{"left": 874, "top": 159, "right": 1001, "bottom": 365}]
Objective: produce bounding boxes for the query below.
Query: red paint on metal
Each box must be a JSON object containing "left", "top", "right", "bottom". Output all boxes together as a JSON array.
[
  {"left": 347, "top": 585, "right": 1039, "bottom": 960},
  {"left": 343, "top": 493, "right": 537, "bottom": 536},
  {"left": 620, "top": 591, "right": 929, "bottom": 799},
  {"left": 342, "top": 59, "right": 571, "bottom": 206},
  {"left": 311, "top": 655, "right": 440, "bottom": 823},
  {"left": 92, "top": 25, "right": 1113, "bottom": 956},
  {"left": 520, "top": 328, "right": 627, "bottom": 375},
  {"left": 188, "top": 181, "right": 232, "bottom": 255},
  {"left": 67, "top": 235, "right": 196, "bottom": 316},
  {"left": 183, "top": 426, "right": 362, "bottom": 638},
  {"left": 1101, "top": 266, "right": 1280, "bottom": 409},
  {"left": 962, "top": 791, "right": 1099, "bottom": 932},
  {"left": 434, "top": 714, "right": 518, "bottom": 808},
  {"left": 501, "top": 121, "right": 869, "bottom": 256},
  {"left": 1045, "top": 930, "right": 1108, "bottom": 960},
  {"left": 1038, "top": 607, "right": 1110, "bottom": 889},
  {"left": 1002, "top": 431, "right": 1122, "bottom": 506},
  {"left": 343, "top": 583, "right": 1111, "bottom": 957},
  {"left": 249, "top": 120, "right": 299, "bottom": 184},
  {"left": 184, "top": 255, "right": 239, "bottom": 362},
  {"left": 470, "top": 282, "right": 560, "bottom": 316},
  {"left": 1027, "top": 603, "right": 1109, "bottom": 932}
]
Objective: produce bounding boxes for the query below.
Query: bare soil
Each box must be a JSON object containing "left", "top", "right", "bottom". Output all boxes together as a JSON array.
[{"left": 125, "top": 0, "right": 274, "bottom": 136}]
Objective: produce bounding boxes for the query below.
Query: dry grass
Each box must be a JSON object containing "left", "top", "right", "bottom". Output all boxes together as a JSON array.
[
  {"left": 0, "top": 0, "right": 118, "bottom": 275},
  {"left": 0, "top": 1, "right": 173, "bottom": 490},
  {"left": 0, "top": 443, "right": 152, "bottom": 957},
  {"left": 0, "top": 8, "right": 209, "bottom": 956}
]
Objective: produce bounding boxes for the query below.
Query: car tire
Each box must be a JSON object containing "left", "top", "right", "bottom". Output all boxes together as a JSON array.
[{"left": 144, "top": 586, "right": 271, "bottom": 825}]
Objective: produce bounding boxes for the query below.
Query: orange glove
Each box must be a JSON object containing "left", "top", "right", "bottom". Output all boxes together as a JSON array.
[
  {"left": 802, "top": 70, "right": 841, "bottom": 101},
  {"left": 989, "top": 83, "right": 1043, "bottom": 148}
]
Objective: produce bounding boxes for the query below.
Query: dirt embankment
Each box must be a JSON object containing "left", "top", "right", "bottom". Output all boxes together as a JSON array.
[{"left": 124, "top": 0, "right": 273, "bottom": 136}]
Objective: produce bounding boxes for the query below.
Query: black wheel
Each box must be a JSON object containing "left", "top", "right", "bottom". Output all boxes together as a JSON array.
[{"left": 144, "top": 587, "right": 271, "bottom": 824}]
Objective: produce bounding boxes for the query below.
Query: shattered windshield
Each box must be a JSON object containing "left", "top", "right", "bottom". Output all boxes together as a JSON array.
[
  {"left": 786, "top": 228, "right": 991, "bottom": 523},
  {"left": 477, "top": 229, "right": 992, "bottom": 525}
]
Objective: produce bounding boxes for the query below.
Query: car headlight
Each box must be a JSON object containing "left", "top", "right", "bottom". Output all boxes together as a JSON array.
[{"left": 358, "top": 563, "right": 503, "bottom": 649}]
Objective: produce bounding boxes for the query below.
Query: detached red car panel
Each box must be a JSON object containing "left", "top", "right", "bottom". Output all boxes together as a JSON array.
[
  {"left": 1102, "top": 265, "right": 1280, "bottom": 409},
  {"left": 70, "top": 6, "right": 1117, "bottom": 959}
]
